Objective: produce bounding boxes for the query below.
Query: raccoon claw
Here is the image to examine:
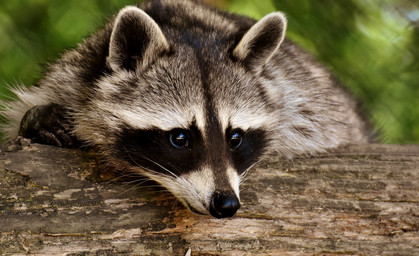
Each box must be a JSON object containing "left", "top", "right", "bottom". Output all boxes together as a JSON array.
[
  {"left": 19, "top": 103, "right": 78, "bottom": 148},
  {"left": 38, "top": 129, "right": 72, "bottom": 147},
  {"left": 55, "top": 129, "right": 75, "bottom": 146}
]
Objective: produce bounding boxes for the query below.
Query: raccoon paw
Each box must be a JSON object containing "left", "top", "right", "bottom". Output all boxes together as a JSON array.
[{"left": 18, "top": 103, "right": 78, "bottom": 148}]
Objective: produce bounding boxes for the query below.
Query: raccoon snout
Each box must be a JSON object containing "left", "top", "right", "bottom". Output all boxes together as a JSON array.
[{"left": 209, "top": 191, "right": 240, "bottom": 218}]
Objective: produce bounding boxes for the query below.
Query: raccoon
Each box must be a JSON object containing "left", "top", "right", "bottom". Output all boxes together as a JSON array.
[{"left": 1, "top": 0, "right": 370, "bottom": 218}]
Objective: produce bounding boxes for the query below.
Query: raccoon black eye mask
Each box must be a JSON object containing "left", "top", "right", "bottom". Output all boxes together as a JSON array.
[{"left": 1, "top": 0, "right": 369, "bottom": 218}]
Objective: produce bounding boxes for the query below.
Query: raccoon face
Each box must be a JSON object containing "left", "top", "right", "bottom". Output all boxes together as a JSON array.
[
  {"left": 115, "top": 123, "right": 267, "bottom": 217},
  {"left": 76, "top": 6, "right": 286, "bottom": 218}
]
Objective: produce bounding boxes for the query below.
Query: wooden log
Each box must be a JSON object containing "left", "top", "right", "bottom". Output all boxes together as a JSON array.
[{"left": 0, "top": 138, "right": 418, "bottom": 255}]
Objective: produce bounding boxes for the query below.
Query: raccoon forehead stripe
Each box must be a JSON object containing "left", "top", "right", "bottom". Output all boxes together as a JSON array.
[
  {"left": 94, "top": 74, "right": 208, "bottom": 132},
  {"left": 92, "top": 100, "right": 207, "bottom": 131},
  {"left": 217, "top": 106, "right": 274, "bottom": 132}
]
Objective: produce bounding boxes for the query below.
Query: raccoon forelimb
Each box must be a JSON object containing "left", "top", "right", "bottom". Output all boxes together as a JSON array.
[{"left": 18, "top": 103, "right": 77, "bottom": 147}]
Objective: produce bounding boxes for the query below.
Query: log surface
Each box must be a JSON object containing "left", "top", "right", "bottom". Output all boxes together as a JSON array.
[{"left": 0, "top": 139, "right": 418, "bottom": 255}]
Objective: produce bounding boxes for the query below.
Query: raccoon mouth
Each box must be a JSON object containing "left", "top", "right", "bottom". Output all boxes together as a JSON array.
[
  {"left": 182, "top": 200, "right": 208, "bottom": 216},
  {"left": 181, "top": 200, "right": 210, "bottom": 215},
  {"left": 188, "top": 205, "right": 206, "bottom": 215}
]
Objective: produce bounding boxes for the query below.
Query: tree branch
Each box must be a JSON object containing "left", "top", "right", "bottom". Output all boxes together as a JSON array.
[{"left": 1, "top": 139, "right": 418, "bottom": 255}]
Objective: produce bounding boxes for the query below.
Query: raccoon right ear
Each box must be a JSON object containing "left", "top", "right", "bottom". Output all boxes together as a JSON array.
[
  {"left": 107, "top": 6, "right": 170, "bottom": 72},
  {"left": 233, "top": 12, "right": 287, "bottom": 68}
]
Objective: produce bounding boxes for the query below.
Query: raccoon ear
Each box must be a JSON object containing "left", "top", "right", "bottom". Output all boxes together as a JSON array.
[
  {"left": 233, "top": 12, "right": 287, "bottom": 68},
  {"left": 107, "top": 6, "right": 170, "bottom": 72}
]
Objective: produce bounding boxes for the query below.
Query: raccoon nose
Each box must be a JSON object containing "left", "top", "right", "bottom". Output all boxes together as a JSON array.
[{"left": 209, "top": 191, "right": 240, "bottom": 218}]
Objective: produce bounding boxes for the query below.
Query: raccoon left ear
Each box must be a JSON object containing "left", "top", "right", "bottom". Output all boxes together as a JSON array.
[
  {"left": 233, "top": 12, "right": 287, "bottom": 68},
  {"left": 107, "top": 6, "right": 170, "bottom": 72}
]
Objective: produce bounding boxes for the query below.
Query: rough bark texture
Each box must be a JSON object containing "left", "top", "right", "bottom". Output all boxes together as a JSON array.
[{"left": 0, "top": 138, "right": 418, "bottom": 255}]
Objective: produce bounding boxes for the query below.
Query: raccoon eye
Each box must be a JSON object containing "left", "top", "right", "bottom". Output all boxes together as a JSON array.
[
  {"left": 229, "top": 129, "right": 243, "bottom": 149},
  {"left": 169, "top": 130, "right": 189, "bottom": 149}
]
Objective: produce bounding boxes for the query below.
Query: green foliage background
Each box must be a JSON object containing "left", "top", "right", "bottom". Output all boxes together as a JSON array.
[{"left": 0, "top": 0, "right": 418, "bottom": 143}]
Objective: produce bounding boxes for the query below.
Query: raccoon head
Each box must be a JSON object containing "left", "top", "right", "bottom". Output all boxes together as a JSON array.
[{"left": 76, "top": 6, "right": 286, "bottom": 218}]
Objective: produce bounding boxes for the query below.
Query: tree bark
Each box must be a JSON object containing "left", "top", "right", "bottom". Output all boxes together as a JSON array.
[{"left": 0, "top": 138, "right": 418, "bottom": 255}]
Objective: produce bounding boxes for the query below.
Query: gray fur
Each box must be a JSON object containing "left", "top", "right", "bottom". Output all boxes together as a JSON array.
[{"left": 0, "top": 0, "right": 370, "bottom": 217}]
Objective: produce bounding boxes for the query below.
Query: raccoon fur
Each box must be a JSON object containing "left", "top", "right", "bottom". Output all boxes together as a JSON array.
[{"left": 0, "top": 0, "right": 370, "bottom": 218}]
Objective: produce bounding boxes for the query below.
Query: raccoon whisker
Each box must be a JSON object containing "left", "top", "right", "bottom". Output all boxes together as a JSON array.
[
  {"left": 121, "top": 184, "right": 176, "bottom": 198},
  {"left": 117, "top": 175, "right": 181, "bottom": 196},
  {"left": 139, "top": 164, "right": 179, "bottom": 182},
  {"left": 125, "top": 167, "right": 191, "bottom": 201},
  {"left": 104, "top": 172, "right": 146, "bottom": 184},
  {"left": 104, "top": 161, "right": 175, "bottom": 196},
  {"left": 239, "top": 175, "right": 250, "bottom": 185},
  {"left": 142, "top": 156, "right": 180, "bottom": 179},
  {"left": 118, "top": 177, "right": 152, "bottom": 185},
  {"left": 239, "top": 160, "right": 261, "bottom": 183},
  {"left": 123, "top": 147, "right": 178, "bottom": 179},
  {"left": 123, "top": 147, "right": 147, "bottom": 169},
  {"left": 117, "top": 179, "right": 157, "bottom": 196},
  {"left": 133, "top": 164, "right": 175, "bottom": 181}
]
